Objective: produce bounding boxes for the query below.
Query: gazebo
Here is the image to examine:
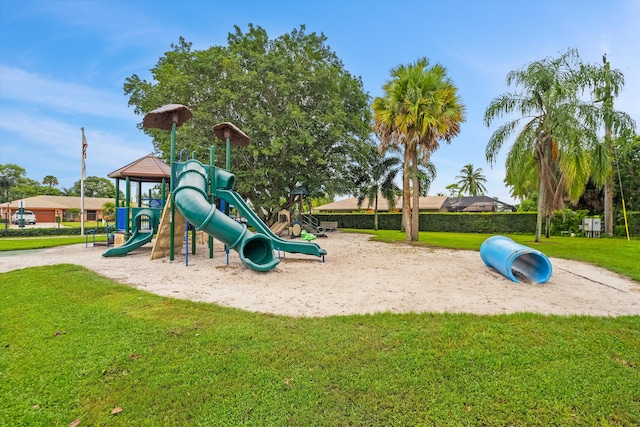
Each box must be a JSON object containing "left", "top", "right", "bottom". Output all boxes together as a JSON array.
[{"left": 107, "top": 153, "right": 171, "bottom": 235}]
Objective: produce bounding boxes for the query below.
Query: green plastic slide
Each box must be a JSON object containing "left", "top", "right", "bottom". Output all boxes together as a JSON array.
[
  {"left": 216, "top": 189, "right": 327, "bottom": 257},
  {"left": 103, "top": 209, "right": 159, "bottom": 257},
  {"left": 173, "top": 161, "right": 280, "bottom": 272}
]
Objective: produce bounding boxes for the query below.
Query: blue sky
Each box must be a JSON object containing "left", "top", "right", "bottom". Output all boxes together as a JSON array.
[{"left": 1, "top": 0, "right": 638, "bottom": 204}]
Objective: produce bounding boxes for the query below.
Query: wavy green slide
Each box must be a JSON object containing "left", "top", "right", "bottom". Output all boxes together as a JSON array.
[
  {"left": 173, "top": 160, "right": 280, "bottom": 272},
  {"left": 216, "top": 189, "right": 327, "bottom": 257},
  {"left": 103, "top": 209, "right": 158, "bottom": 257}
]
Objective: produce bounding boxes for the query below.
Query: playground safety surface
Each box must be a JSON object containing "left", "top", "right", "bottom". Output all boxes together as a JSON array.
[{"left": 1, "top": 232, "right": 639, "bottom": 317}]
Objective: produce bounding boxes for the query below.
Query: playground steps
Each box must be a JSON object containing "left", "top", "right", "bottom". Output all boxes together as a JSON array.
[{"left": 150, "top": 199, "right": 186, "bottom": 260}]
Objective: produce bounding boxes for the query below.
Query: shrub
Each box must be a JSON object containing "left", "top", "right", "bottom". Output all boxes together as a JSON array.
[
  {"left": 1, "top": 226, "right": 112, "bottom": 238},
  {"left": 314, "top": 213, "right": 537, "bottom": 234}
]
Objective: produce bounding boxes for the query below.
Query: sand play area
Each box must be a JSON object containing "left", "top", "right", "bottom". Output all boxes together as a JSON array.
[{"left": 1, "top": 232, "right": 638, "bottom": 317}]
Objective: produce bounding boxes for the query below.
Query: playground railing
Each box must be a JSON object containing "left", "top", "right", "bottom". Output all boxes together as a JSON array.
[{"left": 302, "top": 213, "right": 321, "bottom": 231}]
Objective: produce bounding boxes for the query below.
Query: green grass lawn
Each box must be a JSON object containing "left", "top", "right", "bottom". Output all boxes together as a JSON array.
[
  {"left": 1, "top": 264, "right": 639, "bottom": 426},
  {"left": 1, "top": 230, "right": 639, "bottom": 425},
  {"left": 0, "top": 236, "right": 107, "bottom": 251}
]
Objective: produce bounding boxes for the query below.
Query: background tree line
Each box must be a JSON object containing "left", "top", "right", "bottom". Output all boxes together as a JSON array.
[{"left": 0, "top": 163, "right": 118, "bottom": 203}]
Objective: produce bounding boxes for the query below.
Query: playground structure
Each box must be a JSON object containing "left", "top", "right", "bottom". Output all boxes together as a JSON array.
[
  {"left": 103, "top": 104, "right": 326, "bottom": 271},
  {"left": 480, "top": 236, "right": 552, "bottom": 284}
]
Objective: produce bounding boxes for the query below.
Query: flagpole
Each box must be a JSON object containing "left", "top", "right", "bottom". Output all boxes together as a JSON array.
[{"left": 81, "top": 127, "right": 86, "bottom": 236}]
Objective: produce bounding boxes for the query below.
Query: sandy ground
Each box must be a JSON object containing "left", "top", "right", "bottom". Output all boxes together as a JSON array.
[{"left": 1, "top": 231, "right": 638, "bottom": 317}]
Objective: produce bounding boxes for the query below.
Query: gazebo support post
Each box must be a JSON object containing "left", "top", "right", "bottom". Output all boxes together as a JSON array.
[{"left": 125, "top": 176, "right": 130, "bottom": 238}]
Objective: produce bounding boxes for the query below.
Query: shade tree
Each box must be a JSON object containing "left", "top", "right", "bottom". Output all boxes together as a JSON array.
[{"left": 123, "top": 25, "right": 372, "bottom": 223}]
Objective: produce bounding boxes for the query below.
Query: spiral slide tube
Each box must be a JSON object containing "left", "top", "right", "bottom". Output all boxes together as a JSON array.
[
  {"left": 173, "top": 160, "right": 279, "bottom": 272},
  {"left": 480, "top": 236, "right": 552, "bottom": 284}
]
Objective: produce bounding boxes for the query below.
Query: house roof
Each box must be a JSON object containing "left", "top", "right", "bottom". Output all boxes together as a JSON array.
[
  {"left": 443, "top": 196, "right": 516, "bottom": 212},
  {"left": 3, "top": 195, "right": 115, "bottom": 211},
  {"left": 314, "top": 195, "right": 448, "bottom": 212},
  {"left": 108, "top": 153, "right": 171, "bottom": 182}
]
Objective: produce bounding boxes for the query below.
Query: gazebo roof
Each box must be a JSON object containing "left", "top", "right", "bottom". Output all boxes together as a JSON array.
[{"left": 108, "top": 153, "right": 171, "bottom": 183}]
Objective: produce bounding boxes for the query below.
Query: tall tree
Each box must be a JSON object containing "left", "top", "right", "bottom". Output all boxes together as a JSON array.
[
  {"left": 0, "top": 164, "right": 26, "bottom": 203},
  {"left": 123, "top": 25, "right": 371, "bottom": 223},
  {"left": 68, "top": 176, "right": 116, "bottom": 198},
  {"left": 455, "top": 163, "right": 487, "bottom": 196},
  {"left": 352, "top": 144, "right": 401, "bottom": 230},
  {"left": 589, "top": 56, "right": 637, "bottom": 234},
  {"left": 484, "top": 48, "right": 635, "bottom": 241},
  {"left": 42, "top": 175, "right": 59, "bottom": 188},
  {"left": 613, "top": 135, "right": 640, "bottom": 212},
  {"left": 373, "top": 57, "right": 465, "bottom": 241},
  {"left": 445, "top": 183, "right": 461, "bottom": 197}
]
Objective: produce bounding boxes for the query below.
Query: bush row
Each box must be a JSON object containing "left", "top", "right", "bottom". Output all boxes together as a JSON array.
[
  {"left": 614, "top": 212, "right": 640, "bottom": 237},
  {"left": 314, "top": 212, "right": 538, "bottom": 234},
  {"left": 1, "top": 226, "right": 113, "bottom": 238}
]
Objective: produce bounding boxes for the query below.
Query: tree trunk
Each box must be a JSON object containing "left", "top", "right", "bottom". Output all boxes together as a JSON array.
[
  {"left": 374, "top": 194, "right": 379, "bottom": 231},
  {"left": 535, "top": 160, "right": 545, "bottom": 243},
  {"left": 545, "top": 213, "right": 551, "bottom": 238},
  {"left": 411, "top": 151, "right": 420, "bottom": 241},
  {"left": 604, "top": 174, "right": 614, "bottom": 235},
  {"left": 403, "top": 149, "right": 412, "bottom": 241}
]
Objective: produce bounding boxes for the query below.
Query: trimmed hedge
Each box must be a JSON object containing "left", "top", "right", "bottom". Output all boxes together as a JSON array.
[
  {"left": 1, "top": 226, "right": 113, "bottom": 238},
  {"left": 314, "top": 212, "right": 538, "bottom": 234},
  {"left": 615, "top": 211, "right": 640, "bottom": 237}
]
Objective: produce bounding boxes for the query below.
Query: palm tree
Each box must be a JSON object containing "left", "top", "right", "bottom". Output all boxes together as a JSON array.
[
  {"left": 484, "top": 48, "right": 634, "bottom": 241},
  {"left": 42, "top": 175, "right": 59, "bottom": 188},
  {"left": 589, "top": 57, "right": 636, "bottom": 234},
  {"left": 384, "top": 145, "right": 436, "bottom": 232},
  {"left": 417, "top": 158, "right": 437, "bottom": 196},
  {"left": 373, "top": 57, "right": 465, "bottom": 241},
  {"left": 353, "top": 146, "right": 401, "bottom": 230},
  {"left": 455, "top": 164, "right": 487, "bottom": 196}
]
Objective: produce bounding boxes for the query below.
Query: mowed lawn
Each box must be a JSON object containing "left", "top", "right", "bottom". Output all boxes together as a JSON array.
[{"left": 1, "top": 231, "right": 639, "bottom": 425}]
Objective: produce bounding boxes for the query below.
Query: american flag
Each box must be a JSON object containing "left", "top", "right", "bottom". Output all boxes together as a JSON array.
[{"left": 82, "top": 132, "right": 88, "bottom": 159}]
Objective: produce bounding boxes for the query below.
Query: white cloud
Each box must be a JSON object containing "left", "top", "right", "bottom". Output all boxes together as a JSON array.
[
  {"left": 0, "top": 110, "right": 152, "bottom": 188},
  {"left": 0, "top": 66, "right": 136, "bottom": 122}
]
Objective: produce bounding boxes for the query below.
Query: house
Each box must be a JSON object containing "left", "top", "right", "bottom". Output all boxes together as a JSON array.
[
  {"left": 441, "top": 196, "right": 517, "bottom": 212},
  {"left": 313, "top": 195, "right": 516, "bottom": 214},
  {"left": 1, "top": 195, "right": 115, "bottom": 223},
  {"left": 314, "top": 195, "right": 449, "bottom": 213}
]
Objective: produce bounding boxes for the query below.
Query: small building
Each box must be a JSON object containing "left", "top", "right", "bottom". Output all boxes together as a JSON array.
[{"left": 1, "top": 195, "right": 115, "bottom": 223}]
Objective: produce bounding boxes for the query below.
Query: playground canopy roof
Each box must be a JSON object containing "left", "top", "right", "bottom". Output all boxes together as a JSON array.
[
  {"left": 212, "top": 122, "right": 250, "bottom": 147},
  {"left": 142, "top": 104, "right": 193, "bottom": 130},
  {"left": 108, "top": 153, "right": 171, "bottom": 183}
]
